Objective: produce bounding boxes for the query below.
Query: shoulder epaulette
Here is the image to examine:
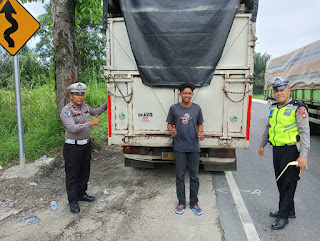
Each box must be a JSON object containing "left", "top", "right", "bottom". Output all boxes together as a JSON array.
[
  {"left": 290, "top": 99, "right": 305, "bottom": 108},
  {"left": 289, "top": 99, "right": 308, "bottom": 112}
]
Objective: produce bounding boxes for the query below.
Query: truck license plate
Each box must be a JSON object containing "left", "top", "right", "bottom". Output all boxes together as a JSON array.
[{"left": 162, "top": 152, "right": 175, "bottom": 160}]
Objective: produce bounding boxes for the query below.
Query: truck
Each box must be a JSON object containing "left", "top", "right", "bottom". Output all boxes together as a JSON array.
[
  {"left": 264, "top": 40, "right": 320, "bottom": 128},
  {"left": 103, "top": 0, "right": 258, "bottom": 171}
]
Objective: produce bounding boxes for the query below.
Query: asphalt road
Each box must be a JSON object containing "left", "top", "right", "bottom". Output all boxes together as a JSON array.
[{"left": 214, "top": 100, "right": 320, "bottom": 241}]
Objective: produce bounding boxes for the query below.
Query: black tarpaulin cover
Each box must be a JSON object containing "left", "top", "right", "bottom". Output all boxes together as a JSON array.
[{"left": 119, "top": 0, "right": 240, "bottom": 87}]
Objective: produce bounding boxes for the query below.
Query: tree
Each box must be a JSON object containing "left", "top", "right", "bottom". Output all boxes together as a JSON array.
[
  {"left": 253, "top": 52, "right": 271, "bottom": 94},
  {"left": 0, "top": 47, "right": 12, "bottom": 88},
  {"left": 0, "top": 45, "right": 49, "bottom": 89},
  {"left": 50, "top": 0, "right": 78, "bottom": 114},
  {"left": 22, "top": 0, "right": 103, "bottom": 114},
  {"left": 34, "top": 3, "right": 106, "bottom": 88},
  {"left": 77, "top": 17, "right": 106, "bottom": 83},
  {"left": 34, "top": 4, "right": 53, "bottom": 68},
  {"left": 50, "top": 0, "right": 103, "bottom": 114}
]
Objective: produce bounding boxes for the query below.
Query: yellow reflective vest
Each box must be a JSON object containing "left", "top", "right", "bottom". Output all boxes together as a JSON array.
[{"left": 268, "top": 101, "right": 300, "bottom": 146}]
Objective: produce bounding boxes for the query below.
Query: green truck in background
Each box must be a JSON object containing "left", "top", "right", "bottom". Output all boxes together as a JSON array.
[{"left": 264, "top": 40, "right": 320, "bottom": 129}]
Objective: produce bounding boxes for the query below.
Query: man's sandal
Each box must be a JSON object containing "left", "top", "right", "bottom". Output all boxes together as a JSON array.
[
  {"left": 175, "top": 205, "right": 185, "bottom": 215},
  {"left": 189, "top": 205, "right": 203, "bottom": 216}
]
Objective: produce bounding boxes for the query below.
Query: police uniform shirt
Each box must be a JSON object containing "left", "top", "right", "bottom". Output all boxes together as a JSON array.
[
  {"left": 60, "top": 101, "right": 108, "bottom": 140},
  {"left": 260, "top": 98, "right": 310, "bottom": 158}
]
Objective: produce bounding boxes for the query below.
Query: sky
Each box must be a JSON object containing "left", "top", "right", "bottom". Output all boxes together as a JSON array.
[
  {"left": 24, "top": 0, "right": 48, "bottom": 16},
  {"left": 23, "top": 0, "right": 320, "bottom": 59},
  {"left": 255, "top": 0, "right": 320, "bottom": 58}
]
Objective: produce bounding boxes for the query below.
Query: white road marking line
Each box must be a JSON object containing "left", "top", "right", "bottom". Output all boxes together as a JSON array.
[
  {"left": 225, "top": 171, "right": 260, "bottom": 241},
  {"left": 217, "top": 188, "right": 262, "bottom": 195}
]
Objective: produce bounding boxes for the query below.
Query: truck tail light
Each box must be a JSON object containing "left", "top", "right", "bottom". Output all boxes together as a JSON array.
[
  {"left": 246, "top": 95, "right": 252, "bottom": 141},
  {"left": 208, "top": 148, "right": 235, "bottom": 158},
  {"left": 123, "top": 146, "right": 141, "bottom": 154},
  {"left": 108, "top": 94, "right": 111, "bottom": 138}
]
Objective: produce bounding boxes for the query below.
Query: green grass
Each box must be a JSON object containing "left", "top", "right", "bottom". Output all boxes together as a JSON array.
[
  {"left": 0, "top": 79, "right": 108, "bottom": 167},
  {"left": 253, "top": 94, "right": 265, "bottom": 100},
  {"left": 0, "top": 84, "right": 63, "bottom": 166}
]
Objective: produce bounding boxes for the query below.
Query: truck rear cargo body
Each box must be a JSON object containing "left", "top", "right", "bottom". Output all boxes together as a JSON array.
[
  {"left": 264, "top": 40, "right": 320, "bottom": 125},
  {"left": 104, "top": 1, "right": 257, "bottom": 170}
]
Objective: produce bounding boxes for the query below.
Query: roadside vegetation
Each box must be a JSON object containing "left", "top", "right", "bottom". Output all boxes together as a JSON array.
[
  {"left": 0, "top": 81, "right": 62, "bottom": 166},
  {"left": 0, "top": 65, "right": 108, "bottom": 167},
  {"left": 252, "top": 94, "right": 265, "bottom": 100},
  {"left": 0, "top": 3, "right": 107, "bottom": 167},
  {"left": 253, "top": 52, "right": 271, "bottom": 95}
]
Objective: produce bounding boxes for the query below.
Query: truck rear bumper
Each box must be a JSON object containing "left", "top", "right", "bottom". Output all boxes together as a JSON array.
[
  {"left": 123, "top": 153, "right": 237, "bottom": 171},
  {"left": 110, "top": 135, "right": 249, "bottom": 149},
  {"left": 124, "top": 153, "right": 235, "bottom": 163}
]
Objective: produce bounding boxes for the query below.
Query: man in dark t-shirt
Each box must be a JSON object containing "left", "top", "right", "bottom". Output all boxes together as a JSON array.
[{"left": 166, "top": 83, "right": 204, "bottom": 216}]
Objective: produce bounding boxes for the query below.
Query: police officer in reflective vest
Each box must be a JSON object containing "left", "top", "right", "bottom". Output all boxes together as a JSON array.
[
  {"left": 60, "top": 82, "right": 108, "bottom": 213},
  {"left": 258, "top": 77, "right": 310, "bottom": 230}
]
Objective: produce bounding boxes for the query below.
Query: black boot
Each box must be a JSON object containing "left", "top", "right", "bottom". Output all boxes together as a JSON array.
[
  {"left": 78, "top": 194, "right": 95, "bottom": 202},
  {"left": 271, "top": 218, "right": 288, "bottom": 230},
  {"left": 70, "top": 202, "right": 80, "bottom": 213}
]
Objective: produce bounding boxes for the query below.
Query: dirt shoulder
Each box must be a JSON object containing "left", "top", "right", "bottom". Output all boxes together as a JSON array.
[{"left": 0, "top": 143, "right": 223, "bottom": 241}]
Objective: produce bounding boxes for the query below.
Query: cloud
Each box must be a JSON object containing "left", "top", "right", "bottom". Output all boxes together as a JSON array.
[
  {"left": 24, "top": 0, "right": 48, "bottom": 18},
  {"left": 255, "top": 0, "right": 320, "bottom": 58}
]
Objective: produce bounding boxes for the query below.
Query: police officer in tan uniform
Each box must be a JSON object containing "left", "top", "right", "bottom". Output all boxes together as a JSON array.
[
  {"left": 60, "top": 82, "right": 108, "bottom": 213},
  {"left": 258, "top": 77, "right": 310, "bottom": 230}
]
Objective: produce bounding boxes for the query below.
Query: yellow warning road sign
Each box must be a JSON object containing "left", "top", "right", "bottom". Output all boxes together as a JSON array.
[{"left": 0, "top": 0, "right": 40, "bottom": 56}]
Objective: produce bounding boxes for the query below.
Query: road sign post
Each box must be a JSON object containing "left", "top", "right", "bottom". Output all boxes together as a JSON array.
[
  {"left": 0, "top": 0, "right": 40, "bottom": 168},
  {"left": 13, "top": 54, "right": 25, "bottom": 168}
]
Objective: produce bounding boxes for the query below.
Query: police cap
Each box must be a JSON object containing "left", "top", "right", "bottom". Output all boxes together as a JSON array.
[
  {"left": 272, "top": 77, "right": 289, "bottom": 91},
  {"left": 67, "top": 82, "right": 87, "bottom": 93}
]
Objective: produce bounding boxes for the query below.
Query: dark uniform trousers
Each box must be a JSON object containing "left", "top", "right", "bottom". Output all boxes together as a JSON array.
[
  {"left": 63, "top": 143, "right": 91, "bottom": 203},
  {"left": 273, "top": 145, "right": 300, "bottom": 219}
]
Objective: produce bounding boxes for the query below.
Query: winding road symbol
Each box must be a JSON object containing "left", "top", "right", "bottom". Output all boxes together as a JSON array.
[
  {"left": 1, "top": 0, "right": 18, "bottom": 47},
  {"left": 0, "top": 0, "right": 40, "bottom": 56}
]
